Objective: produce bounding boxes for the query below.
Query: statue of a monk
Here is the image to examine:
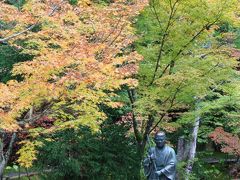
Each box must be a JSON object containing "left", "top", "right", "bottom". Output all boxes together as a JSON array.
[{"left": 143, "top": 131, "right": 176, "bottom": 180}]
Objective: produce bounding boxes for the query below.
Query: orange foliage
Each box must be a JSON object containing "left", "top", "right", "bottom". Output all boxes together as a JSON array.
[
  {"left": 209, "top": 127, "right": 240, "bottom": 156},
  {"left": 0, "top": 0, "right": 147, "bottom": 130}
]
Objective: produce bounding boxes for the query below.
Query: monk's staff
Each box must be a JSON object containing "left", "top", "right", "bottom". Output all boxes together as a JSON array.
[{"left": 147, "top": 134, "right": 157, "bottom": 171}]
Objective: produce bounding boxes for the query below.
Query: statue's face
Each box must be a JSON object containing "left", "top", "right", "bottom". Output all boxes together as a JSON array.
[{"left": 154, "top": 135, "right": 166, "bottom": 149}]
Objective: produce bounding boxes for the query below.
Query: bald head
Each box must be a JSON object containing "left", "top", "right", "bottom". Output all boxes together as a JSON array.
[
  {"left": 155, "top": 131, "right": 166, "bottom": 138},
  {"left": 154, "top": 131, "right": 166, "bottom": 149}
]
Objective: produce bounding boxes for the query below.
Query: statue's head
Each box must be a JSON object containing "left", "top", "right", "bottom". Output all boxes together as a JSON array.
[{"left": 154, "top": 131, "right": 166, "bottom": 149}]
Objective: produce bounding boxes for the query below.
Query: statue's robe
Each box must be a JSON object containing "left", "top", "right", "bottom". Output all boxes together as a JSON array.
[{"left": 143, "top": 145, "right": 176, "bottom": 180}]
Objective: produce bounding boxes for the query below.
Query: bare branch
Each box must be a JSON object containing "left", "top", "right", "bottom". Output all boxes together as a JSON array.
[
  {"left": 108, "top": 23, "right": 126, "bottom": 46},
  {"left": 0, "top": 0, "right": 65, "bottom": 43},
  {"left": 0, "top": 24, "right": 36, "bottom": 43},
  {"left": 48, "top": 0, "right": 65, "bottom": 17},
  {"left": 101, "top": 16, "right": 122, "bottom": 43}
]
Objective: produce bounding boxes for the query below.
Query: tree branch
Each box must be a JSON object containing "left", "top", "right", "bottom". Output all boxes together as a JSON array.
[
  {"left": 158, "top": 22, "right": 214, "bottom": 78},
  {"left": 127, "top": 89, "right": 142, "bottom": 146},
  {"left": 149, "top": 0, "right": 179, "bottom": 85},
  {"left": 101, "top": 16, "right": 122, "bottom": 43},
  {"left": 0, "top": 0, "right": 65, "bottom": 43},
  {"left": 0, "top": 24, "right": 36, "bottom": 43},
  {"left": 149, "top": 0, "right": 163, "bottom": 32},
  {"left": 149, "top": 80, "right": 184, "bottom": 133},
  {"left": 108, "top": 23, "right": 126, "bottom": 46},
  {"left": 141, "top": 115, "right": 155, "bottom": 150}
]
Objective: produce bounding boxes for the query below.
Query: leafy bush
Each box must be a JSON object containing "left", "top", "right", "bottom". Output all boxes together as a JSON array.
[{"left": 36, "top": 121, "right": 140, "bottom": 180}]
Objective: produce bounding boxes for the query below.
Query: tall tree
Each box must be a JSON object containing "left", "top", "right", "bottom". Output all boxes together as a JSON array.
[
  {"left": 133, "top": 0, "right": 239, "bottom": 161},
  {"left": 0, "top": 0, "right": 147, "bottom": 172}
]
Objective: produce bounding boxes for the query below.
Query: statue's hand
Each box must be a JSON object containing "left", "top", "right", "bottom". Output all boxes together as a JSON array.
[
  {"left": 155, "top": 170, "right": 163, "bottom": 176},
  {"left": 149, "top": 153, "right": 155, "bottom": 160}
]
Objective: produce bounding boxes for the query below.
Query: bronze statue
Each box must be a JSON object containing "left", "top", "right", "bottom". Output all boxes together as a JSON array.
[{"left": 143, "top": 131, "right": 176, "bottom": 180}]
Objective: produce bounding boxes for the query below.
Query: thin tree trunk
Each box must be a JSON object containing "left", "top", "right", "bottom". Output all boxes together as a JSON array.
[
  {"left": 185, "top": 98, "right": 201, "bottom": 177},
  {"left": 0, "top": 133, "right": 17, "bottom": 178},
  {"left": 186, "top": 117, "right": 199, "bottom": 173},
  {"left": 29, "top": 106, "right": 33, "bottom": 121}
]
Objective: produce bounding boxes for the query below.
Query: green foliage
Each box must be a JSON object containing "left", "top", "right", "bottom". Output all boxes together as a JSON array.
[
  {"left": 4, "top": 0, "right": 25, "bottom": 8},
  {"left": 92, "top": 0, "right": 114, "bottom": 5},
  {"left": 176, "top": 161, "right": 188, "bottom": 180},
  {"left": 199, "top": 100, "right": 240, "bottom": 143},
  {"left": 68, "top": 0, "right": 78, "bottom": 5},
  {"left": 192, "top": 152, "right": 231, "bottom": 180},
  {"left": 36, "top": 122, "right": 140, "bottom": 180},
  {"left": 134, "top": 1, "right": 240, "bottom": 178},
  {"left": 134, "top": 0, "right": 239, "bottom": 135},
  {"left": 234, "top": 29, "right": 240, "bottom": 48},
  {"left": 0, "top": 45, "right": 33, "bottom": 83}
]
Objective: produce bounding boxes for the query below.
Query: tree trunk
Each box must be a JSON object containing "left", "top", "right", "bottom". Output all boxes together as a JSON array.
[
  {"left": 0, "top": 133, "right": 16, "bottom": 178},
  {"left": 0, "top": 159, "right": 6, "bottom": 179},
  {"left": 177, "top": 136, "right": 186, "bottom": 162},
  {"left": 185, "top": 99, "right": 201, "bottom": 177}
]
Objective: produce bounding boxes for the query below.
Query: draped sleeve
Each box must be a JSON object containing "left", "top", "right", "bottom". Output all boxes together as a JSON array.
[{"left": 161, "top": 147, "right": 177, "bottom": 180}]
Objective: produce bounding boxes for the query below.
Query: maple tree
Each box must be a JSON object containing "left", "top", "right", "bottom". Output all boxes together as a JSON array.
[
  {"left": 0, "top": 0, "right": 147, "bottom": 171},
  {"left": 209, "top": 127, "right": 240, "bottom": 157},
  {"left": 130, "top": 1, "right": 240, "bottom": 177},
  {"left": 132, "top": 0, "right": 239, "bottom": 152}
]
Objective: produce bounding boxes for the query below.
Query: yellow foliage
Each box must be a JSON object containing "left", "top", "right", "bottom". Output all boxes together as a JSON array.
[{"left": 17, "top": 140, "right": 43, "bottom": 168}]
